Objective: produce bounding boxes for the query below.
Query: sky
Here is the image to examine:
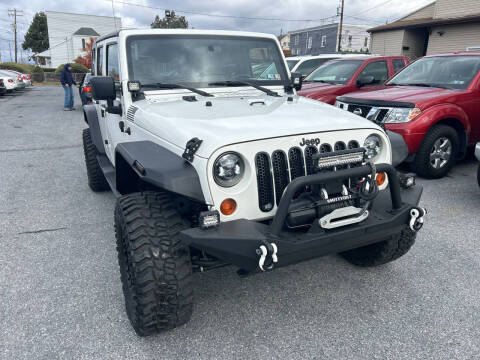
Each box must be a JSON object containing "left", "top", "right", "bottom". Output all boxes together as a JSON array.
[{"left": 0, "top": 0, "right": 434, "bottom": 63}]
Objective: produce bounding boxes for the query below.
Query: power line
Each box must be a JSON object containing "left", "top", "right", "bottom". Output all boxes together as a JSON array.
[
  {"left": 354, "top": 0, "right": 396, "bottom": 16},
  {"left": 109, "top": 0, "right": 338, "bottom": 23}
]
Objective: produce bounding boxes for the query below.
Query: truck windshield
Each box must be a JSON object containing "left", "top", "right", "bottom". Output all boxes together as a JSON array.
[
  {"left": 387, "top": 55, "right": 480, "bottom": 90},
  {"left": 126, "top": 35, "right": 288, "bottom": 88},
  {"left": 304, "top": 60, "right": 363, "bottom": 84}
]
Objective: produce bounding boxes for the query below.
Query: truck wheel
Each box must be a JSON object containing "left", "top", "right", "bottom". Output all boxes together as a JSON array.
[
  {"left": 412, "top": 125, "right": 459, "bottom": 179},
  {"left": 340, "top": 227, "right": 416, "bottom": 267},
  {"left": 477, "top": 164, "right": 480, "bottom": 187},
  {"left": 82, "top": 128, "right": 109, "bottom": 191},
  {"left": 114, "top": 191, "right": 193, "bottom": 336}
]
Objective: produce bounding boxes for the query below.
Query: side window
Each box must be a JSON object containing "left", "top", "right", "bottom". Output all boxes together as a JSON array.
[
  {"left": 359, "top": 61, "right": 389, "bottom": 84},
  {"left": 106, "top": 43, "right": 119, "bottom": 81},
  {"left": 91, "top": 48, "right": 96, "bottom": 75},
  {"left": 97, "top": 46, "right": 103, "bottom": 75},
  {"left": 296, "top": 58, "right": 328, "bottom": 76},
  {"left": 393, "top": 59, "right": 406, "bottom": 73}
]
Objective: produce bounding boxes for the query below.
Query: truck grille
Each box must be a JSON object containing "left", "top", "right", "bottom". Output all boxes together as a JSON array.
[
  {"left": 347, "top": 104, "right": 390, "bottom": 124},
  {"left": 255, "top": 140, "right": 360, "bottom": 212}
]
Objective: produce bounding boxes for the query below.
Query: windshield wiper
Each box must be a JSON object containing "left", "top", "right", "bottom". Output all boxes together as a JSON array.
[
  {"left": 142, "top": 83, "right": 213, "bottom": 97},
  {"left": 387, "top": 82, "right": 449, "bottom": 89},
  {"left": 208, "top": 80, "right": 281, "bottom": 97}
]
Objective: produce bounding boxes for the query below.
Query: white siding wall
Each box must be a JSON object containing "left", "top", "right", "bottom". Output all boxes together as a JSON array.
[
  {"left": 370, "top": 30, "right": 405, "bottom": 56},
  {"left": 402, "top": 30, "right": 427, "bottom": 59},
  {"left": 46, "top": 11, "right": 121, "bottom": 67},
  {"left": 427, "top": 23, "right": 480, "bottom": 54},
  {"left": 434, "top": 0, "right": 480, "bottom": 18},
  {"left": 340, "top": 24, "right": 371, "bottom": 52},
  {"left": 401, "top": 3, "right": 435, "bottom": 21}
]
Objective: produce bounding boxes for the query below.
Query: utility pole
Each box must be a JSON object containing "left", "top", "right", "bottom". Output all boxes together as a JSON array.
[
  {"left": 337, "top": 0, "right": 344, "bottom": 53},
  {"left": 8, "top": 8, "right": 24, "bottom": 63},
  {"left": 8, "top": 42, "right": 12, "bottom": 62}
]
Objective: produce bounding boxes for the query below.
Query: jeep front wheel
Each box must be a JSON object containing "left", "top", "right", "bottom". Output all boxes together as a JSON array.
[
  {"left": 82, "top": 128, "right": 109, "bottom": 191},
  {"left": 412, "top": 125, "right": 459, "bottom": 179},
  {"left": 114, "top": 191, "right": 194, "bottom": 336},
  {"left": 340, "top": 227, "right": 416, "bottom": 267}
]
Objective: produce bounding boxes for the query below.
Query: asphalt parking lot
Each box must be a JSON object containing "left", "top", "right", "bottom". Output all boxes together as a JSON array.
[{"left": 1, "top": 85, "right": 479, "bottom": 360}]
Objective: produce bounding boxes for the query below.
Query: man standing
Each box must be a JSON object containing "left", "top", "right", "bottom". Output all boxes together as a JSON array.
[{"left": 60, "top": 64, "right": 78, "bottom": 111}]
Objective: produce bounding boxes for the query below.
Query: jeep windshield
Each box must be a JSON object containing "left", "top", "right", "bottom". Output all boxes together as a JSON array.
[
  {"left": 126, "top": 35, "right": 288, "bottom": 89},
  {"left": 304, "top": 60, "right": 363, "bottom": 84},
  {"left": 387, "top": 55, "right": 480, "bottom": 90}
]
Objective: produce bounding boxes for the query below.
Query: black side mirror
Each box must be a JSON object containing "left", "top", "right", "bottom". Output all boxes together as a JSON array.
[
  {"left": 90, "top": 76, "right": 122, "bottom": 115},
  {"left": 291, "top": 72, "right": 303, "bottom": 91},
  {"left": 357, "top": 75, "right": 375, "bottom": 87}
]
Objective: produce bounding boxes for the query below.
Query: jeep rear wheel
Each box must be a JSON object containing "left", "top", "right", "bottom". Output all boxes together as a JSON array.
[
  {"left": 82, "top": 128, "right": 109, "bottom": 191},
  {"left": 115, "top": 191, "right": 193, "bottom": 336},
  {"left": 412, "top": 125, "right": 459, "bottom": 179},
  {"left": 340, "top": 227, "right": 416, "bottom": 267}
]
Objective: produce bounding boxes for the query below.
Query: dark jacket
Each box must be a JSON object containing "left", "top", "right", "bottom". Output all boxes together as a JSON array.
[{"left": 60, "top": 64, "right": 76, "bottom": 86}]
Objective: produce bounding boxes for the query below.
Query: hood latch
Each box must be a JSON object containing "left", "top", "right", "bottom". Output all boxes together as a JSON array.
[{"left": 182, "top": 137, "right": 203, "bottom": 163}]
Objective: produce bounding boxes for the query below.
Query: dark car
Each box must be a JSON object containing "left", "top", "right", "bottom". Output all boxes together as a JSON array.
[
  {"left": 0, "top": 79, "right": 6, "bottom": 95},
  {"left": 79, "top": 73, "right": 93, "bottom": 105},
  {"left": 298, "top": 56, "right": 409, "bottom": 104}
]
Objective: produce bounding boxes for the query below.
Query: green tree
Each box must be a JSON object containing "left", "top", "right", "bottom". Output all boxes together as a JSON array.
[
  {"left": 22, "top": 12, "right": 49, "bottom": 53},
  {"left": 151, "top": 11, "right": 188, "bottom": 29}
]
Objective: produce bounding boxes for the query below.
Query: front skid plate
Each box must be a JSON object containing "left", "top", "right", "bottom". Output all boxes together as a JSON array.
[{"left": 180, "top": 186, "right": 423, "bottom": 272}]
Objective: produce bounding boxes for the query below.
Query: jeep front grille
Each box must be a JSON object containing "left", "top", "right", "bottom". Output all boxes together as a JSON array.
[{"left": 255, "top": 140, "right": 360, "bottom": 212}]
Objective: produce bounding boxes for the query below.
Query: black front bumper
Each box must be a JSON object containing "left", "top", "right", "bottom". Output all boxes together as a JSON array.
[{"left": 180, "top": 164, "right": 423, "bottom": 272}]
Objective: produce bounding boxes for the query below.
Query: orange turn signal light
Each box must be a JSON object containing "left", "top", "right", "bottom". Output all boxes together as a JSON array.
[
  {"left": 220, "top": 198, "right": 237, "bottom": 216},
  {"left": 376, "top": 172, "right": 387, "bottom": 186}
]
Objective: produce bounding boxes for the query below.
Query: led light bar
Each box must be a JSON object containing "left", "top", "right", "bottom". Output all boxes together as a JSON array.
[{"left": 314, "top": 148, "right": 365, "bottom": 170}]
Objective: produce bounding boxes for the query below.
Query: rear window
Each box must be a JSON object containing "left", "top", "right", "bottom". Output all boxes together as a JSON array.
[
  {"left": 392, "top": 59, "right": 406, "bottom": 73},
  {"left": 295, "top": 58, "right": 331, "bottom": 76}
]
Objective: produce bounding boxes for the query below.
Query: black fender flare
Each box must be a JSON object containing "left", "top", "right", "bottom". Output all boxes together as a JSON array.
[
  {"left": 83, "top": 104, "right": 105, "bottom": 155},
  {"left": 387, "top": 130, "right": 408, "bottom": 167},
  {"left": 115, "top": 141, "right": 206, "bottom": 203}
]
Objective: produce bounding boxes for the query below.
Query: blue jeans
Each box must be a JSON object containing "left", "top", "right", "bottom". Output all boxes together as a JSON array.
[{"left": 63, "top": 85, "right": 74, "bottom": 108}]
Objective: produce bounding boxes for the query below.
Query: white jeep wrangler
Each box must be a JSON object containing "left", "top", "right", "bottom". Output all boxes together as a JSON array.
[{"left": 82, "top": 29, "right": 425, "bottom": 336}]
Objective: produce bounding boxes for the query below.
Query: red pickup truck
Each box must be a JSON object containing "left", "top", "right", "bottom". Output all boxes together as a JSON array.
[
  {"left": 335, "top": 52, "right": 480, "bottom": 178},
  {"left": 298, "top": 56, "right": 409, "bottom": 104}
]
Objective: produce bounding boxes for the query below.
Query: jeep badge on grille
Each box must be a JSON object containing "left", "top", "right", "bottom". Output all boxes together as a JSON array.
[{"left": 299, "top": 137, "right": 321, "bottom": 147}]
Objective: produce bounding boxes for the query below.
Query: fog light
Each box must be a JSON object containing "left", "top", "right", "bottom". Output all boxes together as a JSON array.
[
  {"left": 220, "top": 198, "right": 237, "bottom": 215},
  {"left": 399, "top": 173, "right": 416, "bottom": 189},
  {"left": 376, "top": 172, "right": 387, "bottom": 186},
  {"left": 199, "top": 210, "right": 220, "bottom": 229},
  {"left": 127, "top": 80, "right": 141, "bottom": 92}
]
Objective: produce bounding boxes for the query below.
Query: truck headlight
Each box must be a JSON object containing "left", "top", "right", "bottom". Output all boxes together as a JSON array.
[
  {"left": 363, "top": 135, "right": 382, "bottom": 160},
  {"left": 384, "top": 107, "right": 421, "bottom": 123},
  {"left": 213, "top": 152, "right": 244, "bottom": 187}
]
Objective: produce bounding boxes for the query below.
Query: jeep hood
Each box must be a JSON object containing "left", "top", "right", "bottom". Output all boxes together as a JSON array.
[
  {"left": 340, "top": 85, "right": 460, "bottom": 107},
  {"left": 133, "top": 95, "right": 381, "bottom": 158}
]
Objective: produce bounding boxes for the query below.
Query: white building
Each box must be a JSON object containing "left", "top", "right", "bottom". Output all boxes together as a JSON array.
[{"left": 33, "top": 11, "right": 121, "bottom": 68}]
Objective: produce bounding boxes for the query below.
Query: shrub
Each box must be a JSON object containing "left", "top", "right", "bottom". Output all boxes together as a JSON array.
[
  {"left": 42, "top": 67, "right": 57, "bottom": 73},
  {"left": 31, "top": 66, "right": 45, "bottom": 82},
  {"left": 0, "top": 62, "right": 34, "bottom": 74},
  {"left": 55, "top": 63, "right": 89, "bottom": 73}
]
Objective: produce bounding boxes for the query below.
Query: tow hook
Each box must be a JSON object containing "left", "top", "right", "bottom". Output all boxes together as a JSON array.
[
  {"left": 409, "top": 207, "right": 426, "bottom": 232},
  {"left": 257, "top": 243, "right": 278, "bottom": 271}
]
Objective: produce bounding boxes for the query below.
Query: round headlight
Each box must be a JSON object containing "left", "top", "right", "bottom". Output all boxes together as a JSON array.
[
  {"left": 363, "top": 135, "right": 382, "bottom": 160},
  {"left": 213, "top": 152, "right": 244, "bottom": 187}
]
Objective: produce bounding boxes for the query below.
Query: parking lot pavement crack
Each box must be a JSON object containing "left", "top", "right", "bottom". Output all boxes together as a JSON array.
[
  {"left": 0, "top": 144, "right": 82, "bottom": 153},
  {"left": 18, "top": 227, "right": 67, "bottom": 235}
]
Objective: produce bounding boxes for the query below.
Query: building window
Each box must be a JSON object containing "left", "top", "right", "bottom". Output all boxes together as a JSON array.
[
  {"left": 364, "top": 37, "right": 368, "bottom": 47},
  {"left": 321, "top": 35, "right": 327, "bottom": 47},
  {"left": 295, "top": 35, "right": 299, "bottom": 45},
  {"left": 307, "top": 36, "right": 312, "bottom": 49},
  {"left": 348, "top": 35, "right": 352, "bottom": 47},
  {"left": 82, "top": 38, "right": 86, "bottom": 49}
]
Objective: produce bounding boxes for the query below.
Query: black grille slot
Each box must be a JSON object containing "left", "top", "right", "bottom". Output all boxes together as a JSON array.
[
  {"left": 288, "top": 147, "right": 305, "bottom": 180},
  {"left": 348, "top": 140, "right": 360, "bottom": 149},
  {"left": 334, "top": 141, "right": 346, "bottom": 151},
  {"left": 271, "top": 151, "right": 290, "bottom": 205},
  {"left": 255, "top": 153, "right": 274, "bottom": 212},
  {"left": 304, "top": 145, "right": 318, "bottom": 175},
  {"left": 320, "top": 143, "right": 332, "bottom": 153}
]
